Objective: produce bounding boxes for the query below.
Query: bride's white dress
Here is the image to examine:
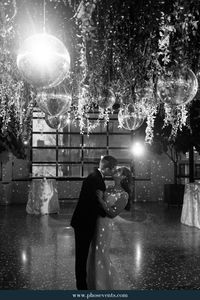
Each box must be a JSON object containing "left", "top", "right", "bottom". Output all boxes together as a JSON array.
[{"left": 87, "top": 187, "right": 128, "bottom": 290}]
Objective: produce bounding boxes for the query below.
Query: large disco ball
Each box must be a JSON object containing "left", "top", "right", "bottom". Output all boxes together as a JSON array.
[
  {"left": 45, "top": 114, "right": 70, "bottom": 130},
  {"left": 36, "top": 90, "right": 71, "bottom": 116},
  {"left": 17, "top": 33, "right": 70, "bottom": 89},
  {"left": 118, "top": 104, "right": 145, "bottom": 131},
  {"left": 156, "top": 68, "right": 198, "bottom": 106},
  {"left": 97, "top": 88, "right": 115, "bottom": 110}
]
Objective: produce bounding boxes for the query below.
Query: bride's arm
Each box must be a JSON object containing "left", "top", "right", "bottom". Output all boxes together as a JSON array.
[
  {"left": 96, "top": 190, "right": 114, "bottom": 218},
  {"left": 97, "top": 190, "right": 115, "bottom": 218},
  {"left": 96, "top": 190, "right": 128, "bottom": 218}
]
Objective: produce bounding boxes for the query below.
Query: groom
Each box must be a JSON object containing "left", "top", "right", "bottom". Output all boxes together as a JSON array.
[{"left": 70, "top": 155, "right": 118, "bottom": 290}]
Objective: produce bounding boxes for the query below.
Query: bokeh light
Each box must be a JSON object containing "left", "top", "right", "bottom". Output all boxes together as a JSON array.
[{"left": 131, "top": 142, "right": 145, "bottom": 156}]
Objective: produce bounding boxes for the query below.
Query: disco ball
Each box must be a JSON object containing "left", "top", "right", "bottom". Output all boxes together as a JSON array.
[
  {"left": 118, "top": 104, "right": 145, "bottom": 131},
  {"left": 97, "top": 88, "right": 115, "bottom": 110},
  {"left": 17, "top": 33, "right": 70, "bottom": 89},
  {"left": 45, "top": 114, "right": 70, "bottom": 130},
  {"left": 36, "top": 90, "right": 71, "bottom": 116},
  {"left": 156, "top": 68, "right": 198, "bottom": 106}
]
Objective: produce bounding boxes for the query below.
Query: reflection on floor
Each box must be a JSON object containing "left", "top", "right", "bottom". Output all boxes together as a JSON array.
[{"left": 0, "top": 202, "right": 200, "bottom": 290}]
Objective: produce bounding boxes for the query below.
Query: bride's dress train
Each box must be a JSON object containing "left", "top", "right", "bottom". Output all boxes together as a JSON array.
[
  {"left": 87, "top": 217, "right": 121, "bottom": 289},
  {"left": 87, "top": 188, "right": 130, "bottom": 290}
]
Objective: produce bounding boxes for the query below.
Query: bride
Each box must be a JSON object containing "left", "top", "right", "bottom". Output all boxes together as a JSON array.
[{"left": 87, "top": 166, "right": 133, "bottom": 290}]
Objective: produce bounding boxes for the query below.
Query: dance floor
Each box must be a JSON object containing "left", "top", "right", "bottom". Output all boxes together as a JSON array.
[{"left": 0, "top": 202, "right": 200, "bottom": 290}]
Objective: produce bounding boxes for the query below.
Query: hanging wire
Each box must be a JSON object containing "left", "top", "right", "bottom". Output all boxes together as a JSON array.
[{"left": 43, "top": 0, "right": 46, "bottom": 33}]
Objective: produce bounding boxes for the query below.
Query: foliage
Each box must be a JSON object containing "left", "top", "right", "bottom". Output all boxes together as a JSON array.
[
  {"left": 69, "top": 0, "right": 200, "bottom": 139},
  {"left": 1, "top": 0, "right": 200, "bottom": 156},
  {"left": 149, "top": 97, "right": 200, "bottom": 156},
  {"left": 147, "top": 102, "right": 200, "bottom": 183},
  {"left": 149, "top": 112, "right": 186, "bottom": 161}
]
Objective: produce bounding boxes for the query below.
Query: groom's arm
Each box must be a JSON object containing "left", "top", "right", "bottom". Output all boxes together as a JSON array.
[{"left": 82, "top": 175, "right": 106, "bottom": 217}]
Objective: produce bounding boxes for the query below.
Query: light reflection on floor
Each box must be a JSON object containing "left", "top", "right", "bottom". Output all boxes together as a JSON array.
[{"left": 0, "top": 202, "right": 200, "bottom": 290}]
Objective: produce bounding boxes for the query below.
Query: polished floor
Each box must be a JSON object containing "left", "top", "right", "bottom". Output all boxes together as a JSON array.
[{"left": 0, "top": 202, "right": 200, "bottom": 290}]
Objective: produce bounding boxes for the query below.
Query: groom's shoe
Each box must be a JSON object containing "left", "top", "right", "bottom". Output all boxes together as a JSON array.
[{"left": 77, "top": 283, "right": 88, "bottom": 290}]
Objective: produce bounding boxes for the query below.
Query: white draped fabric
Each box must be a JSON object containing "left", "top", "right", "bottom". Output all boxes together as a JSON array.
[
  {"left": 26, "top": 178, "right": 60, "bottom": 215},
  {"left": 181, "top": 183, "right": 200, "bottom": 229}
]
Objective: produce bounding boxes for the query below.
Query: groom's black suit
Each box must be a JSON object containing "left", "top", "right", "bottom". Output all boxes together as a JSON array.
[{"left": 70, "top": 168, "right": 106, "bottom": 290}]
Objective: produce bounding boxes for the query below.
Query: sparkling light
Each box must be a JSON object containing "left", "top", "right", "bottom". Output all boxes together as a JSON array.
[
  {"left": 131, "top": 142, "right": 145, "bottom": 156},
  {"left": 21, "top": 250, "right": 27, "bottom": 263},
  {"left": 135, "top": 242, "right": 142, "bottom": 271},
  {"left": 17, "top": 33, "right": 70, "bottom": 89}
]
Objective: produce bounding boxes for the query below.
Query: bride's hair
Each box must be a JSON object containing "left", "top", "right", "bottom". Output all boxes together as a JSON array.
[{"left": 119, "top": 167, "right": 133, "bottom": 199}]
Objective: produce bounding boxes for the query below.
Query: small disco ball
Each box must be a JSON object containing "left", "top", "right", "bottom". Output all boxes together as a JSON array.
[
  {"left": 17, "top": 33, "right": 70, "bottom": 89},
  {"left": 156, "top": 67, "right": 198, "bottom": 106},
  {"left": 97, "top": 88, "right": 115, "bottom": 110},
  {"left": 45, "top": 114, "right": 70, "bottom": 130},
  {"left": 118, "top": 104, "right": 145, "bottom": 131},
  {"left": 36, "top": 89, "right": 71, "bottom": 116}
]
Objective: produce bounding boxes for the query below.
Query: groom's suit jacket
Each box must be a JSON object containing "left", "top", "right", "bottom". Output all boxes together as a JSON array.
[{"left": 70, "top": 168, "right": 106, "bottom": 232}]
